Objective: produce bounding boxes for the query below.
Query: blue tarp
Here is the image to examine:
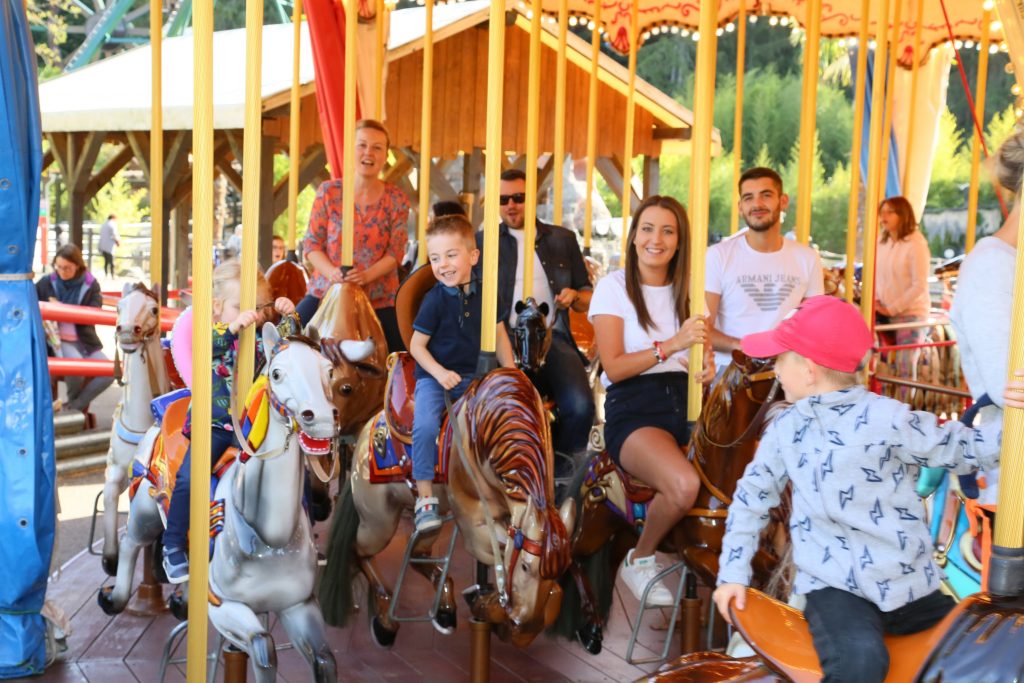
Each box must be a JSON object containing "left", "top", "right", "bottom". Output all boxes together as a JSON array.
[{"left": 0, "top": 1, "right": 55, "bottom": 677}]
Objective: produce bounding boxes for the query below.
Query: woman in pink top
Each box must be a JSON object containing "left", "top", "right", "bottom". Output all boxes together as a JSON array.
[
  {"left": 297, "top": 119, "right": 411, "bottom": 351},
  {"left": 875, "top": 196, "right": 931, "bottom": 345}
]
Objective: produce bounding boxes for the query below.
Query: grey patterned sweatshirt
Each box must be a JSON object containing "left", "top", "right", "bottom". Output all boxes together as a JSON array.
[{"left": 717, "top": 385, "right": 1002, "bottom": 612}]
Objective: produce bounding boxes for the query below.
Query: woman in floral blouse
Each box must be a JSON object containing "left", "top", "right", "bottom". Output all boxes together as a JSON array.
[{"left": 297, "top": 119, "right": 411, "bottom": 351}]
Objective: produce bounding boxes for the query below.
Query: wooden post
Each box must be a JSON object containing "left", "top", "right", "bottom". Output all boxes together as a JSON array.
[
  {"left": 470, "top": 619, "right": 491, "bottom": 683},
  {"left": 844, "top": 0, "right": 871, "bottom": 303},
  {"left": 125, "top": 551, "right": 167, "bottom": 616},
  {"left": 222, "top": 645, "right": 249, "bottom": 683}
]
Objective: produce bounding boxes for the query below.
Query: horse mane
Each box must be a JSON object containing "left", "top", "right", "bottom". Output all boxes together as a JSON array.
[
  {"left": 464, "top": 368, "right": 570, "bottom": 579},
  {"left": 126, "top": 282, "right": 159, "bottom": 302}
]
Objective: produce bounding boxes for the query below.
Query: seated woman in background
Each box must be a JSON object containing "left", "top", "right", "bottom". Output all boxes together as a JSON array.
[
  {"left": 36, "top": 244, "right": 113, "bottom": 413},
  {"left": 875, "top": 196, "right": 931, "bottom": 345}
]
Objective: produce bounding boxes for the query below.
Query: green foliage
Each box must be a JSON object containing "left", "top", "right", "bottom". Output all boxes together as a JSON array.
[
  {"left": 272, "top": 153, "right": 316, "bottom": 240},
  {"left": 88, "top": 170, "right": 149, "bottom": 224},
  {"left": 27, "top": 0, "right": 81, "bottom": 72}
]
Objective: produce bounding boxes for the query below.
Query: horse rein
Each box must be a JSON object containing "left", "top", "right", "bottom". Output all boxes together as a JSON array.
[{"left": 698, "top": 372, "right": 780, "bottom": 450}]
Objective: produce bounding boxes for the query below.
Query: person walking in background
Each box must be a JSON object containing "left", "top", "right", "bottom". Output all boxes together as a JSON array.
[
  {"left": 35, "top": 244, "right": 114, "bottom": 413},
  {"left": 98, "top": 214, "right": 119, "bottom": 278}
]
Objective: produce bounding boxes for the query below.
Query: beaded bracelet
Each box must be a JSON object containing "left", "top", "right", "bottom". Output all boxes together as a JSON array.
[{"left": 653, "top": 340, "right": 667, "bottom": 364}]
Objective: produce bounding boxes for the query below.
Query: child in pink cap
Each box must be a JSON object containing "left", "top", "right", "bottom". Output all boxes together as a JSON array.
[{"left": 712, "top": 295, "right": 1003, "bottom": 683}]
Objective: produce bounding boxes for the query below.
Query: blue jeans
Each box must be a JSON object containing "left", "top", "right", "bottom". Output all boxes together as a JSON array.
[
  {"left": 804, "top": 587, "right": 954, "bottom": 683},
  {"left": 535, "top": 330, "right": 595, "bottom": 455},
  {"left": 163, "top": 428, "right": 238, "bottom": 550},
  {"left": 411, "top": 376, "right": 471, "bottom": 483}
]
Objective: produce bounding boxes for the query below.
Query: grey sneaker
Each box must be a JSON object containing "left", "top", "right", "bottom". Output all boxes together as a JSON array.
[
  {"left": 619, "top": 549, "right": 674, "bottom": 606},
  {"left": 414, "top": 497, "right": 442, "bottom": 532},
  {"left": 162, "top": 546, "right": 190, "bottom": 584}
]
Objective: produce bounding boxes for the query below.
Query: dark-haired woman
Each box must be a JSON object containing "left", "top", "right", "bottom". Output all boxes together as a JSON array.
[
  {"left": 875, "top": 196, "right": 931, "bottom": 345},
  {"left": 589, "top": 196, "right": 712, "bottom": 606},
  {"left": 36, "top": 244, "right": 113, "bottom": 412}
]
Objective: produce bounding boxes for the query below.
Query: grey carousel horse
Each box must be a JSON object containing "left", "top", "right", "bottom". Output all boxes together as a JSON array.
[
  {"left": 98, "top": 323, "right": 346, "bottom": 682},
  {"left": 101, "top": 283, "right": 170, "bottom": 576}
]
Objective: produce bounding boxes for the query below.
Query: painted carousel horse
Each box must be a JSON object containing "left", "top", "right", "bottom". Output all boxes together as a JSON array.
[
  {"left": 553, "top": 353, "right": 786, "bottom": 654},
  {"left": 319, "top": 366, "right": 575, "bottom": 648},
  {"left": 100, "top": 283, "right": 174, "bottom": 576},
  {"left": 98, "top": 324, "right": 339, "bottom": 683}
]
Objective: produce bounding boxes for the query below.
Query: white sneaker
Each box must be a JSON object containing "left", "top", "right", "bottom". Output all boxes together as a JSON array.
[{"left": 619, "top": 549, "right": 674, "bottom": 607}]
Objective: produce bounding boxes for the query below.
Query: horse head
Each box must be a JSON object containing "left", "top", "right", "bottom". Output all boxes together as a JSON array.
[
  {"left": 308, "top": 283, "right": 388, "bottom": 436},
  {"left": 451, "top": 368, "right": 574, "bottom": 646},
  {"left": 511, "top": 297, "right": 552, "bottom": 374},
  {"left": 261, "top": 323, "right": 338, "bottom": 456},
  {"left": 115, "top": 283, "right": 161, "bottom": 352}
]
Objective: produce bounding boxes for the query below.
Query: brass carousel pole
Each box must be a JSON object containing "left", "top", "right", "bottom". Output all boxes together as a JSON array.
[
  {"left": 375, "top": 0, "right": 386, "bottom": 120},
  {"left": 687, "top": 0, "right": 719, "bottom": 418},
  {"left": 795, "top": 0, "right": 822, "bottom": 245},
  {"left": 186, "top": 0, "right": 214, "bottom": 677},
  {"left": 844, "top": 0, "right": 871, "bottom": 303},
  {"left": 287, "top": 0, "right": 304, "bottom": 259},
  {"left": 966, "top": 6, "right": 993, "bottom": 254},
  {"left": 341, "top": 0, "right": 358, "bottom": 269},
  {"left": 417, "top": 0, "right": 434, "bottom": 266},
  {"left": 150, "top": 0, "right": 163, "bottom": 296},
  {"left": 901, "top": 0, "right": 924, "bottom": 198},
  {"left": 523, "top": 0, "right": 542, "bottom": 298},
  {"left": 859, "top": 0, "right": 893, "bottom": 325},
  {"left": 552, "top": 0, "right": 569, "bottom": 226},
  {"left": 876, "top": 0, "right": 902, "bottom": 199},
  {"left": 730, "top": 0, "right": 747, "bottom": 235},
  {"left": 618, "top": 0, "right": 638, "bottom": 261},
  {"left": 582, "top": 0, "right": 601, "bottom": 257}
]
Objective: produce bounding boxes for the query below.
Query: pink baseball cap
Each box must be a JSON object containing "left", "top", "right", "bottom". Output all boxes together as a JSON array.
[{"left": 740, "top": 295, "right": 874, "bottom": 372}]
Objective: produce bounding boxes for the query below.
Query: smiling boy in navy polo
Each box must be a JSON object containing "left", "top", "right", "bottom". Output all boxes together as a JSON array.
[
  {"left": 713, "top": 296, "right": 1005, "bottom": 683},
  {"left": 409, "top": 215, "right": 515, "bottom": 531}
]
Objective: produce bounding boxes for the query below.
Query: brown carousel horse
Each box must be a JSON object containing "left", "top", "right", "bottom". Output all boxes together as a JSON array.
[{"left": 553, "top": 352, "right": 787, "bottom": 654}]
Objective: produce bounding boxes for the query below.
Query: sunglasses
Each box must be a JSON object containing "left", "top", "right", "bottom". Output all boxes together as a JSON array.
[{"left": 498, "top": 193, "right": 526, "bottom": 206}]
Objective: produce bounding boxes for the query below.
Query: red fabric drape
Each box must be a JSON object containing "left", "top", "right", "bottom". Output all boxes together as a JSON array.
[{"left": 305, "top": 0, "right": 362, "bottom": 179}]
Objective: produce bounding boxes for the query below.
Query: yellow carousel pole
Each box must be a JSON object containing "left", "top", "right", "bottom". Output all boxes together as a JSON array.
[
  {"left": 552, "top": 0, "right": 569, "bottom": 226},
  {"left": 619, "top": 0, "right": 638, "bottom": 260},
  {"left": 187, "top": 0, "right": 213, "bottom": 677},
  {"left": 901, "top": 0, "right": 924, "bottom": 197},
  {"left": 687, "top": 0, "right": 719, "bottom": 418},
  {"left": 582, "top": 1, "right": 601, "bottom": 256},
  {"left": 992, "top": 198, "right": 1024, "bottom": 588},
  {"left": 876, "top": 0, "right": 902, "bottom": 199},
  {"left": 150, "top": 0, "right": 163, "bottom": 294},
  {"left": 523, "top": 0, "right": 542, "bottom": 297},
  {"left": 287, "top": 0, "right": 304, "bottom": 257},
  {"left": 375, "top": 0, "right": 386, "bottom": 120},
  {"left": 417, "top": 0, "right": 434, "bottom": 266},
  {"left": 966, "top": 7, "right": 992, "bottom": 254},
  {"left": 342, "top": 0, "right": 358, "bottom": 268},
  {"left": 859, "top": 0, "right": 892, "bottom": 324},
  {"left": 480, "top": 0, "right": 506, "bottom": 358},
  {"left": 844, "top": 0, "right": 870, "bottom": 303},
  {"left": 795, "top": 0, "right": 822, "bottom": 245},
  {"left": 729, "top": 0, "right": 747, "bottom": 235},
  {"left": 236, "top": 0, "right": 263, "bottom": 404}
]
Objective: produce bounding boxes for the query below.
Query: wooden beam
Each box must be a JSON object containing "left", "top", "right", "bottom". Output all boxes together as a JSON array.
[
  {"left": 643, "top": 155, "right": 660, "bottom": 197},
  {"left": 71, "top": 132, "right": 105, "bottom": 192},
  {"left": 652, "top": 127, "right": 693, "bottom": 141},
  {"left": 270, "top": 144, "right": 327, "bottom": 218},
  {"left": 46, "top": 133, "right": 69, "bottom": 176},
  {"left": 224, "top": 130, "right": 244, "bottom": 167},
  {"left": 383, "top": 148, "right": 415, "bottom": 184},
  {"left": 595, "top": 155, "right": 641, "bottom": 211},
  {"left": 163, "top": 131, "right": 191, "bottom": 190},
  {"left": 85, "top": 145, "right": 134, "bottom": 197},
  {"left": 215, "top": 156, "right": 244, "bottom": 193},
  {"left": 41, "top": 149, "right": 55, "bottom": 174},
  {"left": 125, "top": 131, "right": 151, "bottom": 178}
]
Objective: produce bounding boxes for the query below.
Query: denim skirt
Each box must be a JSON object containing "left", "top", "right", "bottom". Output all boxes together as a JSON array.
[{"left": 603, "top": 371, "right": 689, "bottom": 466}]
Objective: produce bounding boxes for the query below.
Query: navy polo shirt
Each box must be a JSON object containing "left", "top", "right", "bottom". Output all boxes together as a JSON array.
[{"left": 413, "top": 280, "right": 497, "bottom": 381}]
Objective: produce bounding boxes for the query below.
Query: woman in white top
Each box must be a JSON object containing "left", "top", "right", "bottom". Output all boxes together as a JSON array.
[
  {"left": 875, "top": 196, "right": 931, "bottom": 345},
  {"left": 589, "top": 195, "right": 711, "bottom": 606}
]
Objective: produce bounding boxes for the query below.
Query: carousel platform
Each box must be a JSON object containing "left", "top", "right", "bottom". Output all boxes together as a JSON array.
[{"left": 28, "top": 516, "right": 687, "bottom": 682}]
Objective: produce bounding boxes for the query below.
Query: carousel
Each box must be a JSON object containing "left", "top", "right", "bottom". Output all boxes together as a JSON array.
[{"left": 2, "top": 0, "right": 1024, "bottom": 682}]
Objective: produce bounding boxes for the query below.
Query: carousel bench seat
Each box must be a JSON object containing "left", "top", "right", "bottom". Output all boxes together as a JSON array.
[{"left": 730, "top": 588, "right": 947, "bottom": 683}]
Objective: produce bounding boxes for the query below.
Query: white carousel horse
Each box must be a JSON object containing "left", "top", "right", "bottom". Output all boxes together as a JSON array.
[
  {"left": 98, "top": 323, "right": 341, "bottom": 682},
  {"left": 101, "top": 283, "right": 170, "bottom": 576}
]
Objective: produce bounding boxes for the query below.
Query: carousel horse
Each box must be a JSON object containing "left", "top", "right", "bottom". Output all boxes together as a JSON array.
[
  {"left": 98, "top": 324, "right": 339, "bottom": 683},
  {"left": 319, "top": 365, "right": 575, "bottom": 649},
  {"left": 100, "top": 283, "right": 173, "bottom": 576},
  {"left": 265, "top": 258, "right": 308, "bottom": 307},
  {"left": 553, "top": 353, "right": 786, "bottom": 654}
]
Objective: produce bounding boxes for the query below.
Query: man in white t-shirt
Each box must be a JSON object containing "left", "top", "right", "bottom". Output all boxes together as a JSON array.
[
  {"left": 706, "top": 167, "right": 824, "bottom": 371},
  {"left": 476, "top": 169, "right": 595, "bottom": 468}
]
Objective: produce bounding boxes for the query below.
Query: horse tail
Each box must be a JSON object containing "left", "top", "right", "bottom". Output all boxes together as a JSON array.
[
  {"left": 318, "top": 478, "right": 358, "bottom": 627},
  {"left": 548, "top": 538, "right": 615, "bottom": 641}
]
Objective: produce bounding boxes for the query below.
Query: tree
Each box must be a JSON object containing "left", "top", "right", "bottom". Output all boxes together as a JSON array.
[
  {"left": 26, "top": 0, "right": 82, "bottom": 74},
  {"left": 89, "top": 170, "right": 149, "bottom": 224}
]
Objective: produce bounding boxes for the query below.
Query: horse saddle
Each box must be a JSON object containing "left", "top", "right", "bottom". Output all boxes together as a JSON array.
[
  {"left": 130, "top": 396, "right": 237, "bottom": 518},
  {"left": 586, "top": 450, "right": 656, "bottom": 505},
  {"left": 160, "top": 341, "right": 187, "bottom": 390},
  {"left": 730, "top": 588, "right": 947, "bottom": 683},
  {"left": 368, "top": 352, "right": 449, "bottom": 485}
]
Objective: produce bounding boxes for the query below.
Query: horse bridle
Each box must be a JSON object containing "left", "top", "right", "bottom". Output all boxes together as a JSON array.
[{"left": 698, "top": 370, "right": 780, "bottom": 450}]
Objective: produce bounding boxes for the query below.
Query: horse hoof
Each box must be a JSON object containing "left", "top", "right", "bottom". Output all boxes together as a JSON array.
[
  {"left": 370, "top": 616, "right": 397, "bottom": 649},
  {"left": 432, "top": 608, "right": 456, "bottom": 635},
  {"left": 168, "top": 591, "right": 188, "bottom": 622},
  {"left": 101, "top": 555, "right": 118, "bottom": 577},
  {"left": 97, "top": 586, "right": 119, "bottom": 616},
  {"left": 576, "top": 623, "right": 603, "bottom": 655}
]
